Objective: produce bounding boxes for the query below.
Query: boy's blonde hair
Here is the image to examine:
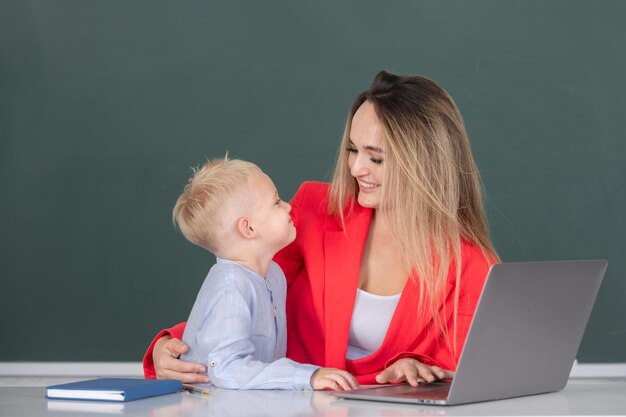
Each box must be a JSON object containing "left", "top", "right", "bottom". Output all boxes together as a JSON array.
[{"left": 173, "top": 156, "right": 259, "bottom": 253}]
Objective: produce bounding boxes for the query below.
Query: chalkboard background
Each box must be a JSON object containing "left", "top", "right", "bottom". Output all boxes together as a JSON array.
[{"left": 1, "top": 0, "right": 624, "bottom": 362}]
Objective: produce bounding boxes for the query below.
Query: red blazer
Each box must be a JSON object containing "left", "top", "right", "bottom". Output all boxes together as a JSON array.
[{"left": 144, "top": 181, "right": 493, "bottom": 384}]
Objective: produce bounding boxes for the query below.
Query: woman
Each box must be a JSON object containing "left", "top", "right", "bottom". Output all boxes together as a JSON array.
[{"left": 144, "top": 71, "right": 499, "bottom": 386}]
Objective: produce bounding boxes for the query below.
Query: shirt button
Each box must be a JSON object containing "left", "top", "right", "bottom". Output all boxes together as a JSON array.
[
  {"left": 210, "top": 360, "right": 217, "bottom": 367},
  {"left": 273, "top": 306, "right": 277, "bottom": 316}
]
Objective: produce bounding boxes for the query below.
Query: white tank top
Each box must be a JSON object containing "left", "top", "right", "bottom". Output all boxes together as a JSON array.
[{"left": 346, "top": 289, "right": 401, "bottom": 360}]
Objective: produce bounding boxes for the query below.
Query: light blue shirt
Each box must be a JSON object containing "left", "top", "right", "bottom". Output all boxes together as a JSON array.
[{"left": 181, "top": 258, "right": 318, "bottom": 390}]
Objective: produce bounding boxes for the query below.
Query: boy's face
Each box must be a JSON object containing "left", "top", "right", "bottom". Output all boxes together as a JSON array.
[{"left": 248, "top": 171, "right": 296, "bottom": 252}]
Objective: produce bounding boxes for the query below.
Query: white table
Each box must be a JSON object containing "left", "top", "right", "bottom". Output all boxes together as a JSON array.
[{"left": 2, "top": 378, "right": 625, "bottom": 416}]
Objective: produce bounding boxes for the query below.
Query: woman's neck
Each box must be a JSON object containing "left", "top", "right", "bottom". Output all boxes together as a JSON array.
[
  {"left": 359, "top": 209, "right": 409, "bottom": 295},
  {"left": 371, "top": 209, "right": 393, "bottom": 235}
]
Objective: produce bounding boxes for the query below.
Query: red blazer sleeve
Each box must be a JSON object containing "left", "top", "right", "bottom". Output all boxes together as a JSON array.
[
  {"left": 383, "top": 245, "right": 493, "bottom": 372},
  {"left": 142, "top": 322, "right": 186, "bottom": 379},
  {"left": 440, "top": 248, "right": 493, "bottom": 368}
]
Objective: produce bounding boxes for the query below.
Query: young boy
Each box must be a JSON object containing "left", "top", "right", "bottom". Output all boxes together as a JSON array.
[{"left": 173, "top": 157, "right": 358, "bottom": 391}]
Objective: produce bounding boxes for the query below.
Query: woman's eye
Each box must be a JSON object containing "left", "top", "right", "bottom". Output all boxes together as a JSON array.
[{"left": 347, "top": 145, "right": 382, "bottom": 163}]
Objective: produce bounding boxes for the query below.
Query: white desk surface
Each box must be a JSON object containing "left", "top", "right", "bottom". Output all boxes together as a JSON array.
[{"left": 2, "top": 378, "right": 625, "bottom": 417}]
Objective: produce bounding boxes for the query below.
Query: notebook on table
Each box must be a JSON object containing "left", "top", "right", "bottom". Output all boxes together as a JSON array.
[
  {"left": 333, "top": 260, "right": 607, "bottom": 406},
  {"left": 46, "top": 378, "right": 182, "bottom": 402}
]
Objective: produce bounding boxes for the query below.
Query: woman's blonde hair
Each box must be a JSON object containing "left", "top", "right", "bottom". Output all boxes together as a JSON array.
[
  {"left": 329, "top": 71, "right": 499, "bottom": 359},
  {"left": 173, "top": 156, "right": 259, "bottom": 253}
]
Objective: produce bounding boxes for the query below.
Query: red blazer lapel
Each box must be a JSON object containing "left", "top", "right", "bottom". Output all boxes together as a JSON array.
[{"left": 323, "top": 206, "right": 372, "bottom": 368}]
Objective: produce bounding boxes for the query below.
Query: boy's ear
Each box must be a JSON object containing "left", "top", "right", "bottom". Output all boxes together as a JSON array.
[{"left": 236, "top": 217, "right": 256, "bottom": 239}]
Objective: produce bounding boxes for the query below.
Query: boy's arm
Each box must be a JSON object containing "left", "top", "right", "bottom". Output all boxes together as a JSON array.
[{"left": 199, "top": 281, "right": 318, "bottom": 390}]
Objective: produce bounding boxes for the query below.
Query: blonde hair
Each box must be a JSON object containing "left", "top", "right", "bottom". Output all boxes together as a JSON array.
[
  {"left": 173, "top": 156, "right": 259, "bottom": 253},
  {"left": 330, "top": 71, "right": 499, "bottom": 360}
]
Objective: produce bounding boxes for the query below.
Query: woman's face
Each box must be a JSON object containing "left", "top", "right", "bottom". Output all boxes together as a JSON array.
[{"left": 347, "top": 100, "right": 385, "bottom": 210}]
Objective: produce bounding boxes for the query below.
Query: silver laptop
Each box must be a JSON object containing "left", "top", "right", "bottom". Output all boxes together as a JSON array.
[{"left": 333, "top": 260, "right": 607, "bottom": 405}]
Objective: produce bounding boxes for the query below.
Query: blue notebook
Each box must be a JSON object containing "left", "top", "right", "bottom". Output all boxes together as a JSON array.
[{"left": 46, "top": 378, "right": 182, "bottom": 402}]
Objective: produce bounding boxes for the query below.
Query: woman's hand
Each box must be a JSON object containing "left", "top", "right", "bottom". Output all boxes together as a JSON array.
[
  {"left": 375, "top": 358, "right": 454, "bottom": 387},
  {"left": 311, "top": 367, "right": 359, "bottom": 391},
  {"left": 153, "top": 336, "right": 209, "bottom": 383}
]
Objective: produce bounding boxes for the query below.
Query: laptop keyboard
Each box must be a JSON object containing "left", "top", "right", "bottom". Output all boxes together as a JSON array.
[{"left": 387, "top": 382, "right": 451, "bottom": 400}]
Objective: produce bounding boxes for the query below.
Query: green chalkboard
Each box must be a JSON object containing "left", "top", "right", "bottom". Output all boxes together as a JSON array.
[{"left": 1, "top": 0, "right": 624, "bottom": 362}]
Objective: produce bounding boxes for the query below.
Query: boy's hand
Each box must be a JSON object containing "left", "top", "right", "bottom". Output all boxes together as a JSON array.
[{"left": 311, "top": 368, "right": 359, "bottom": 391}]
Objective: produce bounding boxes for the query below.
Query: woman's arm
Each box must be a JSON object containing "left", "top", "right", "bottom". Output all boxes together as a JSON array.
[
  {"left": 143, "top": 322, "right": 209, "bottom": 383},
  {"left": 374, "top": 246, "right": 492, "bottom": 385}
]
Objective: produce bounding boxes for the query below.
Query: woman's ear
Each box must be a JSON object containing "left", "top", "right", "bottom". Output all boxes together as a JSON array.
[{"left": 236, "top": 217, "right": 256, "bottom": 239}]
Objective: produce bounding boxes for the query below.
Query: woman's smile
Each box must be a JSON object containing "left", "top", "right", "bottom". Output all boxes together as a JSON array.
[{"left": 357, "top": 179, "right": 380, "bottom": 192}]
